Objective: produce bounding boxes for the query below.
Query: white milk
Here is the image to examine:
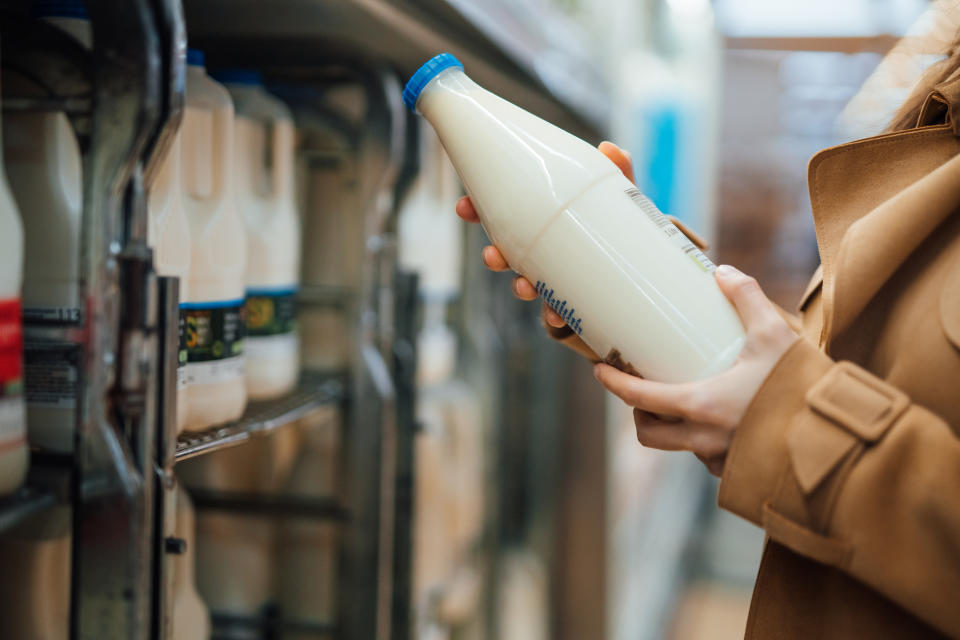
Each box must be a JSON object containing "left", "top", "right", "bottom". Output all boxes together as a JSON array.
[
  {"left": 405, "top": 54, "right": 745, "bottom": 382},
  {"left": 181, "top": 431, "right": 299, "bottom": 628},
  {"left": 0, "top": 61, "right": 28, "bottom": 495},
  {"left": 398, "top": 124, "right": 463, "bottom": 300},
  {"left": 172, "top": 487, "right": 211, "bottom": 640},
  {"left": 0, "top": 506, "right": 72, "bottom": 640},
  {"left": 147, "top": 132, "right": 191, "bottom": 434},
  {"left": 276, "top": 408, "right": 340, "bottom": 630},
  {"left": 412, "top": 312, "right": 486, "bottom": 632},
  {"left": 180, "top": 50, "right": 247, "bottom": 431},
  {"left": 297, "top": 111, "right": 362, "bottom": 372},
  {"left": 195, "top": 511, "right": 275, "bottom": 623},
  {"left": 3, "top": 9, "right": 91, "bottom": 452},
  {"left": 216, "top": 71, "right": 301, "bottom": 400}
]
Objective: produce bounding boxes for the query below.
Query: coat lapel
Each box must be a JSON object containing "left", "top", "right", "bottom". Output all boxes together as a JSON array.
[{"left": 806, "top": 124, "right": 960, "bottom": 349}]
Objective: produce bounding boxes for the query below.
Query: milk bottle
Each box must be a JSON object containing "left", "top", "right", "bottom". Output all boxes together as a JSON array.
[
  {"left": 0, "top": 64, "right": 28, "bottom": 495},
  {"left": 195, "top": 510, "right": 275, "bottom": 629},
  {"left": 276, "top": 408, "right": 340, "bottom": 633},
  {"left": 215, "top": 70, "right": 301, "bottom": 400},
  {"left": 3, "top": 0, "right": 91, "bottom": 452},
  {"left": 0, "top": 506, "right": 72, "bottom": 640},
  {"left": 403, "top": 54, "right": 745, "bottom": 382},
  {"left": 171, "top": 487, "right": 212, "bottom": 640},
  {"left": 147, "top": 132, "right": 191, "bottom": 433},
  {"left": 297, "top": 112, "right": 361, "bottom": 372},
  {"left": 180, "top": 49, "right": 248, "bottom": 431},
  {"left": 181, "top": 431, "right": 298, "bottom": 630}
]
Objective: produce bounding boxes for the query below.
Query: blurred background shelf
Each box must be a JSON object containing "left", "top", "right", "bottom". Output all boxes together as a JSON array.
[
  {"left": 183, "top": 0, "right": 607, "bottom": 138},
  {"left": 0, "top": 483, "right": 59, "bottom": 534},
  {"left": 188, "top": 489, "right": 348, "bottom": 521},
  {"left": 211, "top": 611, "right": 337, "bottom": 640},
  {"left": 174, "top": 371, "right": 346, "bottom": 462},
  {"left": 297, "top": 285, "right": 355, "bottom": 309}
]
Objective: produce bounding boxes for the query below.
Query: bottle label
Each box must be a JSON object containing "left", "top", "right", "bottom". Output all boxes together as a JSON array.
[
  {"left": 245, "top": 287, "right": 299, "bottom": 359},
  {"left": 24, "top": 340, "right": 80, "bottom": 410},
  {"left": 245, "top": 287, "right": 297, "bottom": 337},
  {"left": 179, "top": 299, "right": 245, "bottom": 386},
  {"left": 534, "top": 280, "right": 584, "bottom": 336},
  {"left": 23, "top": 306, "right": 83, "bottom": 324},
  {"left": 625, "top": 188, "right": 716, "bottom": 274},
  {"left": 0, "top": 298, "right": 26, "bottom": 444}
]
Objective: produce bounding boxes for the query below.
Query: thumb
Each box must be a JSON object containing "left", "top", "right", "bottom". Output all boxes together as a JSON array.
[
  {"left": 598, "top": 141, "right": 635, "bottom": 185},
  {"left": 714, "top": 264, "right": 777, "bottom": 330}
]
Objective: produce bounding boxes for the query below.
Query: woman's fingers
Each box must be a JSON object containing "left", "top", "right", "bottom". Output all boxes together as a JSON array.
[
  {"left": 714, "top": 265, "right": 780, "bottom": 332},
  {"left": 455, "top": 196, "right": 481, "bottom": 223},
  {"left": 512, "top": 276, "right": 538, "bottom": 301},
  {"left": 594, "top": 363, "right": 703, "bottom": 419},
  {"left": 598, "top": 141, "right": 636, "bottom": 185},
  {"left": 543, "top": 306, "right": 565, "bottom": 327},
  {"left": 481, "top": 245, "right": 510, "bottom": 272}
]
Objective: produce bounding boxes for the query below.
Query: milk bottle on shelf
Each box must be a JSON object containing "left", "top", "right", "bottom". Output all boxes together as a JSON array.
[
  {"left": 0, "top": 68, "right": 28, "bottom": 495},
  {"left": 398, "top": 127, "right": 487, "bottom": 630},
  {"left": 0, "top": 506, "right": 72, "bottom": 639},
  {"left": 147, "top": 132, "right": 191, "bottom": 433},
  {"left": 403, "top": 53, "right": 745, "bottom": 382},
  {"left": 3, "top": 0, "right": 91, "bottom": 452},
  {"left": 276, "top": 408, "right": 340, "bottom": 632},
  {"left": 215, "top": 70, "right": 301, "bottom": 400},
  {"left": 171, "top": 487, "right": 211, "bottom": 640},
  {"left": 180, "top": 49, "right": 247, "bottom": 431},
  {"left": 195, "top": 510, "right": 275, "bottom": 628},
  {"left": 295, "top": 108, "right": 362, "bottom": 372},
  {"left": 180, "top": 431, "right": 299, "bottom": 630}
]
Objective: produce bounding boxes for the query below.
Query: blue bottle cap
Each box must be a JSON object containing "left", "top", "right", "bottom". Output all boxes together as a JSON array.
[
  {"left": 32, "top": 0, "right": 88, "bottom": 19},
  {"left": 187, "top": 48, "right": 205, "bottom": 68},
  {"left": 402, "top": 52, "right": 464, "bottom": 111},
  {"left": 211, "top": 69, "right": 263, "bottom": 86}
]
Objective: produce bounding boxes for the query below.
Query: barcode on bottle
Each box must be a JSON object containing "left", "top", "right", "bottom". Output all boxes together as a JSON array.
[{"left": 625, "top": 188, "right": 716, "bottom": 274}]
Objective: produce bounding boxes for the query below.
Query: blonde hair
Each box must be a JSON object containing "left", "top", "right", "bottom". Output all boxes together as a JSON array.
[{"left": 888, "top": 30, "right": 960, "bottom": 131}]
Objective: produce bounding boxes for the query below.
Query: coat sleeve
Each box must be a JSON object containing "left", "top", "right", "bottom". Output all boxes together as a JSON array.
[{"left": 719, "top": 337, "right": 960, "bottom": 638}]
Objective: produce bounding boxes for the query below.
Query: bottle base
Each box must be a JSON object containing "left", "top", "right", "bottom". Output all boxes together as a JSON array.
[
  {"left": 0, "top": 440, "right": 29, "bottom": 496},
  {"left": 181, "top": 379, "right": 247, "bottom": 433}
]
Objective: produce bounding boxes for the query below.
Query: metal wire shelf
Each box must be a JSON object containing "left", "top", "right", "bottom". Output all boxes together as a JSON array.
[{"left": 174, "top": 371, "right": 346, "bottom": 462}]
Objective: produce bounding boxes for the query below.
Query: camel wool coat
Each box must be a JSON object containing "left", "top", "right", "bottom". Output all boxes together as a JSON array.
[{"left": 548, "top": 77, "right": 960, "bottom": 638}]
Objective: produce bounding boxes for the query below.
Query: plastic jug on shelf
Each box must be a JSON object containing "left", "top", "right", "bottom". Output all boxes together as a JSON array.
[
  {"left": 0, "top": 59, "right": 28, "bottom": 495},
  {"left": 403, "top": 53, "right": 745, "bottom": 382},
  {"left": 276, "top": 407, "right": 340, "bottom": 633},
  {"left": 293, "top": 98, "right": 363, "bottom": 373},
  {"left": 171, "top": 486, "right": 212, "bottom": 640},
  {"left": 180, "top": 49, "right": 248, "bottom": 432},
  {"left": 147, "top": 131, "right": 192, "bottom": 434},
  {"left": 0, "top": 507, "right": 72, "bottom": 639},
  {"left": 215, "top": 70, "right": 301, "bottom": 400},
  {"left": 2, "top": 0, "right": 92, "bottom": 452}
]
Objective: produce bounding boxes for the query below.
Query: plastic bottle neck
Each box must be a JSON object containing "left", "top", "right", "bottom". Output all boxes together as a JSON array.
[{"left": 415, "top": 67, "right": 477, "bottom": 117}]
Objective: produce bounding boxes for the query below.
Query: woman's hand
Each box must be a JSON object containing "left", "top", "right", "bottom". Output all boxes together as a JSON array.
[
  {"left": 455, "top": 141, "right": 635, "bottom": 329},
  {"left": 593, "top": 265, "right": 799, "bottom": 476}
]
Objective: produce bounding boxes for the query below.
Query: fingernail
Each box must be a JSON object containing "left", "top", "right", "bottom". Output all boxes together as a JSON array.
[
  {"left": 593, "top": 364, "right": 602, "bottom": 379},
  {"left": 716, "top": 264, "right": 739, "bottom": 277}
]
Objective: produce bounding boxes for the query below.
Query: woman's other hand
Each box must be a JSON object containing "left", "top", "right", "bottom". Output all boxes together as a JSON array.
[
  {"left": 455, "top": 141, "right": 635, "bottom": 328},
  {"left": 593, "top": 265, "right": 799, "bottom": 476}
]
